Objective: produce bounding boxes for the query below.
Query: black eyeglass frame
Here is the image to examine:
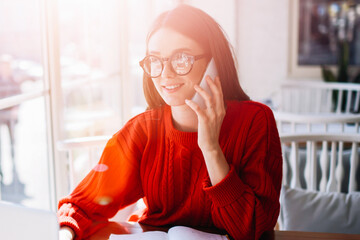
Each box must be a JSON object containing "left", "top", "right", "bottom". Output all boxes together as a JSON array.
[{"left": 139, "top": 52, "right": 208, "bottom": 78}]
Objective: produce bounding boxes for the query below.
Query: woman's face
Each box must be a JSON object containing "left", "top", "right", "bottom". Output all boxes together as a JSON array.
[{"left": 147, "top": 28, "right": 208, "bottom": 106}]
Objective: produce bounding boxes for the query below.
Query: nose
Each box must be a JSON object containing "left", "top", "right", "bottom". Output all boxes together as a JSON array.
[{"left": 161, "top": 60, "right": 176, "bottom": 78}]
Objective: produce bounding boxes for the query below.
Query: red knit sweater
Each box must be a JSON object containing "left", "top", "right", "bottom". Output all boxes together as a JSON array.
[{"left": 58, "top": 101, "right": 282, "bottom": 240}]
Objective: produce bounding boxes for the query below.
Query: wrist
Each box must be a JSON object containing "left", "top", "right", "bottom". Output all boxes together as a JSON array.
[
  {"left": 59, "top": 226, "right": 75, "bottom": 240},
  {"left": 201, "top": 145, "right": 230, "bottom": 185},
  {"left": 201, "top": 144, "right": 223, "bottom": 159}
]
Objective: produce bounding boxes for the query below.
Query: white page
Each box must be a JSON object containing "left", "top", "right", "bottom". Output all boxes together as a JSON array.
[
  {"left": 168, "top": 226, "right": 228, "bottom": 240},
  {"left": 109, "top": 231, "right": 168, "bottom": 240}
]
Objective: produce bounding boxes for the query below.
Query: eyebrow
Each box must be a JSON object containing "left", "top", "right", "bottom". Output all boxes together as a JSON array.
[{"left": 148, "top": 48, "right": 193, "bottom": 55}]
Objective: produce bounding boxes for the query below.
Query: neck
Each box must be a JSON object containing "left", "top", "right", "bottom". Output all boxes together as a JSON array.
[{"left": 171, "top": 104, "right": 198, "bottom": 132}]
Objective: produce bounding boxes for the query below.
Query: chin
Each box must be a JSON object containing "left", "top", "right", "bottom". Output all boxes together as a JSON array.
[
  {"left": 166, "top": 101, "right": 186, "bottom": 107},
  {"left": 163, "top": 98, "right": 187, "bottom": 107}
]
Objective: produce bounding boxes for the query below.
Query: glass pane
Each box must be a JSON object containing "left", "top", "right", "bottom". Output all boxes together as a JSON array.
[
  {"left": 128, "top": 0, "right": 149, "bottom": 115},
  {"left": 63, "top": 75, "right": 122, "bottom": 138},
  {"left": 0, "top": 0, "right": 44, "bottom": 99},
  {"left": 0, "top": 97, "right": 51, "bottom": 210},
  {"left": 58, "top": 0, "right": 123, "bottom": 138}
]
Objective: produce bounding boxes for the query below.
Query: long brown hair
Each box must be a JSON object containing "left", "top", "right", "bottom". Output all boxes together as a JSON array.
[{"left": 143, "top": 4, "right": 250, "bottom": 109}]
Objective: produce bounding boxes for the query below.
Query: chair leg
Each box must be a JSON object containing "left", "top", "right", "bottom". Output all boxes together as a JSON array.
[{"left": 7, "top": 120, "right": 20, "bottom": 184}]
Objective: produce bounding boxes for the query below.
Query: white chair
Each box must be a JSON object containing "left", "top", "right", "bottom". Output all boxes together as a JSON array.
[
  {"left": 57, "top": 135, "right": 111, "bottom": 188},
  {"left": 280, "top": 133, "right": 360, "bottom": 193},
  {"left": 279, "top": 133, "right": 360, "bottom": 233},
  {"left": 277, "top": 81, "right": 360, "bottom": 232},
  {"left": 57, "top": 136, "right": 140, "bottom": 222},
  {"left": 279, "top": 81, "right": 360, "bottom": 114},
  {"left": 275, "top": 111, "right": 360, "bottom": 134}
]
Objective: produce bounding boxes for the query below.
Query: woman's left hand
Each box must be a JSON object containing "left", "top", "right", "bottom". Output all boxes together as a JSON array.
[{"left": 185, "top": 75, "right": 229, "bottom": 185}]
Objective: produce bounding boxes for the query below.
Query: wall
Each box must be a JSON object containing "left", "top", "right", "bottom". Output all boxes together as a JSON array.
[{"left": 236, "top": 0, "right": 291, "bottom": 103}]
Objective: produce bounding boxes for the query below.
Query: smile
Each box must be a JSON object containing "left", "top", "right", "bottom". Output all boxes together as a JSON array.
[{"left": 163, "top": 84, "right": 183, "bottom": 91}]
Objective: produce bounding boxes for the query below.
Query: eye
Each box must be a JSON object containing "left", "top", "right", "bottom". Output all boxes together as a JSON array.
[
  {"left": 171, "top": 53, "right": 194, "bottom": 75},
  {"left": 143, "top": 56, "right": 162, "bottom": 77},
  {"left": 149, "top": 56, "right": 160, "bottom": 63},
  {"left": 173, "top": 53, "right": 191, "bottom": 67}
]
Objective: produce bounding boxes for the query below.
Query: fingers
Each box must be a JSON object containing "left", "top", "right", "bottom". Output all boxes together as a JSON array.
[
  {"left": 185, "top": 99, "right": 206, "bottom": 118},
  {"left": 210, "top": 76, "right": 226, "bottom": 116},
  {"left": 207, "top": 76, "right": 223, "bottom": 99},
  {"left": 188, "top": 75, "right": 225, "bottom": 117},
  {"left": 192, "top": 76, "right": 217, "bottom": 106},
  {"left": 196, "top": 75, "right": 224, "bottom": 113},
  {"left": 207, "top": 76, "right": 224, "bottom": 107}
]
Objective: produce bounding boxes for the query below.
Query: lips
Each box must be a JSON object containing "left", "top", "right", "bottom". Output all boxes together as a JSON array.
[{"left": 162, "top": 83, "right": 184, "bottom": 92}]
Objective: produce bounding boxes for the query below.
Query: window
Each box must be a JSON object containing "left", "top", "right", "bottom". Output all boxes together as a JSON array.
[
  {"left": 0, "top": 0, "right": 54, "bottom": 210},
  {"left": 58, "top": 0, "right": 124, "bottom": 139}
]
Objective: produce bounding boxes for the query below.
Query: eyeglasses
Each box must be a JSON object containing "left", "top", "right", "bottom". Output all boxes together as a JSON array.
[{"left": 139, "top": 52, "right": 208, "bottom": 78}]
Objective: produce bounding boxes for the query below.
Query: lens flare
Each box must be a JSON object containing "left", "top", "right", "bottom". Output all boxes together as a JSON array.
[
  {"left": 95, "top": 196, "right": 113, "bottom": 206},
  {"left": 93, "top": 163, "right": 109, "bottom": 172}
]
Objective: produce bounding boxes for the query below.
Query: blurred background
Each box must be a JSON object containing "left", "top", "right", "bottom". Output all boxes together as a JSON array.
[{"left": 0, "top": 0, "right": 359, "bottom": 212}]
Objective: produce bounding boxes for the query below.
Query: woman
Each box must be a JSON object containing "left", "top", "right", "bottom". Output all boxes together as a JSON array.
[{"left": 58, "top": 4, "right": 282, "bottom": 240}]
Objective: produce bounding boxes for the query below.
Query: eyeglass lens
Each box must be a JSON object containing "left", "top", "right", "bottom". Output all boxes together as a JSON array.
[{"left": 143, "top": 52, "right": 194, "bottom": 77}]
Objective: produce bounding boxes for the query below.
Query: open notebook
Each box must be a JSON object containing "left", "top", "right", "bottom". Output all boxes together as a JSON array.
[{"left": 110, "top": 226, "right": 229, "bottom": 240}]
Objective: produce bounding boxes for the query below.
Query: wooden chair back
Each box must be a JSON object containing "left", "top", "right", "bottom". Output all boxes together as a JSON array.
[
  {"left": 280, "top": 81, "right": 360, "bottom": 114},
  {"left": 280, "top": 133, "right": 360, "bottom": 193},
  {"left": 275, "top": 112, "right": 360, "bottom": 134}
]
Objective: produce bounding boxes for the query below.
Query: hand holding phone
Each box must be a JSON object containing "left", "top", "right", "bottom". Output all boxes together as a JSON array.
[{"left": 191, "top": 58, "right": 218, "bottom": 109}]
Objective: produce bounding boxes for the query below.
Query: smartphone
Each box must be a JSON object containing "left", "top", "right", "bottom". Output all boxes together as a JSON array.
[{"left": 191, "top": 58, "right": 218, "bottom": 109}]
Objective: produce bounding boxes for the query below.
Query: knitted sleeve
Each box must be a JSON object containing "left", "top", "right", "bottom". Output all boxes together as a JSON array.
[
  {"left": 57, "top": 117, "right": 146, "bottom": 239},
  {"left": 203, "top": 105, "right": 282, "bottom": 240}
]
